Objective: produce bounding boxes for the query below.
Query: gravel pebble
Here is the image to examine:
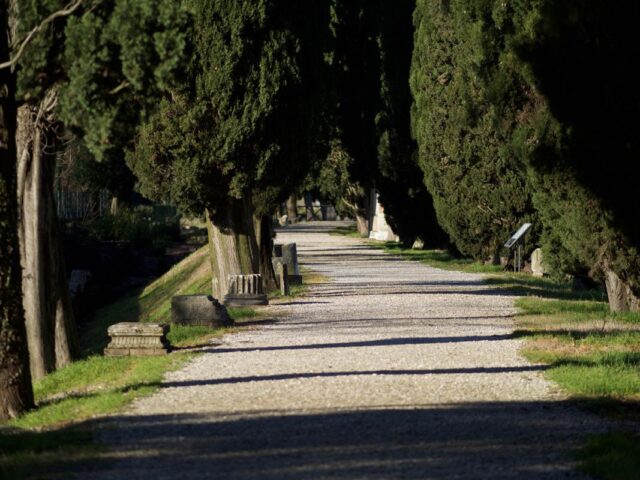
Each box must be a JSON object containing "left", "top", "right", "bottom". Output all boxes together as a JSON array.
[{"left": 86, "top": 222, "right": 608, "bottom": 479}]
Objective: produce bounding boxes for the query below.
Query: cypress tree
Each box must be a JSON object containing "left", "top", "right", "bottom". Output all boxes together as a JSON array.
[
  {"left": 129, "top": 0, "right": 328, "bottom": 298},
  {"left": 327, "top": 0, "right": 382, "bottom": 236},
  {"left": 375, "top": 0, "right": 446, "bottom": 247},
  {"left": 0, "top": 0, "right": 34, "bottom": 419},
  {"left": 509, "top": 1, "right": 640, "bottom": 310},
  {"left": 411, "top": 0, "right": 538, "bottom": 262},
  {"left": 13, "top": 0, "right": 82, "bottom": 378}
]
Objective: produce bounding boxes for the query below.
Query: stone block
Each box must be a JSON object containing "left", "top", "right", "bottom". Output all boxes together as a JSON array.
[
  {"left": 277, "top": 263, "right": 290, "bottom": 296},
  {"left": 223, "top": 274, "right": 268, "bottom": 306},
  {"left": 531, "top": 248, "right": 546, "bottom": 277},
  {"left": 104, "top": 322, "right": 170, "bottom": 357},
  {"left": 282, "top": 243, "right": 302, "bottom": 285},
  {"left": 171, "top": 295, "right": 233, "bottom": 327}
]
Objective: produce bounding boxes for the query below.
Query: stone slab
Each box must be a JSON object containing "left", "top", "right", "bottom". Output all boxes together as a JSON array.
[
  {"left": 223, "top": 294, "right": 268, "bottom": 307},
  {"left": 171, "top": 295, "right": 232, "bottom": 327}
]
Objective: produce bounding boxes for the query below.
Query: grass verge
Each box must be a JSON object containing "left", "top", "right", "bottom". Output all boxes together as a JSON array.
[
  {"left": 510, "top": 283, "right": 639, "bottom": 479},
  {"left": 1, "top": 246, "right": 262, "bottom": 479}
]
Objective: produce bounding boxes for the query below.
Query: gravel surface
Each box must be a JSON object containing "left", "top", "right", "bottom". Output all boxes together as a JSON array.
[{"left": 86, "top": 221, "right": 606, "bottom": 479}]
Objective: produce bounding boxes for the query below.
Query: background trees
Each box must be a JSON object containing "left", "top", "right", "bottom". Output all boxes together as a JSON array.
[
  {"left": 411, "top": 0, "right": 640, "bottom": 310},
  {"left": 374, "top": 0, "right": 446, "bottom": 247}
]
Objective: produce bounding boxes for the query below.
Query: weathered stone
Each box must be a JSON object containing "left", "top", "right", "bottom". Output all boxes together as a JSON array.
[
  {"left": 531, "top": 248, "right": 545, "bottom": 277},
  {"left": 277, "top": 263, "right": 290, "bottom": 296},
  {"left": 223, "top": 274, "right": 268, "bottom": 306},
  {"left": 104, "top": 322, "right": 170, "bottom": 356},
  {"left": 282, "top": 243, "right": 302, "bottom": 284},
  {"left": 369, "top": 191, "right": 400, "bottom": 242},
  {"left": 171, "top": 295, "right": 232, "bottom": 327}
]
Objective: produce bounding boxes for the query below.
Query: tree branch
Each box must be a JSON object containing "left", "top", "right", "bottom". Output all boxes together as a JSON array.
[{"left": 0, "top": 0, "right": 84, "bottom": 71}]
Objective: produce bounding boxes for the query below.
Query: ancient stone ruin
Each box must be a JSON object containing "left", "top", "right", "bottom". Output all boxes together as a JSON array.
[
  {"left": 171, "top": 295, "right": 233, "bottom": 327},
  {"left": 223, "top": 274, "right": 268, "bottom": 306},
  {"left": 273, "top": 242, "right": 302, "bottom": 285},
  {"left": 104, "top": 322, "right": 170, "bottom": 356}
]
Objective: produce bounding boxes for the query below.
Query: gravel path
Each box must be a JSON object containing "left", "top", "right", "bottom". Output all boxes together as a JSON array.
[{"left": 88, "top": 221, "right": 606, "bottom": 479}]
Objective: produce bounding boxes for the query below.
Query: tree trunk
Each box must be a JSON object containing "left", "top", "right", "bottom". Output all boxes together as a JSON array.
[
  {"left": 206, "top": 197, "right": 260, "bottom": 300},
  {"left": 0, "top": 5, "right": 34, "bottom": 419},
  {"left": 342, "top": 184, "right": 371, "bottom": 237},
  {"left": 17, "top": 101, "right": 78, "bottom": 380},
  {"left": 355, "top": 213, "right": 369, "bottom": 237},
  {"left": 286, "top": 194, "right": 297, "bottom": 223},
  {"left": 254, "top": 214, "right": 277, "bottom": 292},
  {"left": 304, "top": 192, "right": 314, "bottom": 221},
  {"left": 604, "top": 269, "right": 640, "bottom": 313}
]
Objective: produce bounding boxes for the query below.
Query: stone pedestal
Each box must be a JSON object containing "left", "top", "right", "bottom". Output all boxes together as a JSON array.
[
  {"left": 223, "top": 274, "right": 268, "bottom": 306},
  {"left": 276, "top": 243, "right": 302, "bottom": 285},
  {"left": 277, "top": 263, "right": 290, "bottom": 296},
  {"left": 171, "top": 295, "right": 233, "bottom": 327},
  {"left": 531, "top": 248, "right": 546, "bottom": 277},
  {"left": 369, "top": 191, "right": 400, "bottom": 242},
  {"left": 104, "top": 322, "right": 170, "bottom": 356}
]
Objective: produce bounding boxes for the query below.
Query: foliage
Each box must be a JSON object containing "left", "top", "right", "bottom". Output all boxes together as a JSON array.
[
  {"left": 56, "top": 0, "right": 193, "bottom": 163},
  {"left": 508, "top": 1, "right": 640, "bottom": 300},
  {"left": 410, "top": 0, "right": 538, "bottom": 261},
  {"left": 84, "top": 205, "right": 179, "bottom": 253},
  {"left": 129, "top": 0, "right": 329, "bottom": 218},
  {"left": 374, "top": 0, "right": 446, "bottom": 247}
]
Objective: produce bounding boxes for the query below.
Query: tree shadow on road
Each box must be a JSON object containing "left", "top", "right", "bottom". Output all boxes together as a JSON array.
[{"left": 69, "top": 401, "right": 608, "bottom": 479}]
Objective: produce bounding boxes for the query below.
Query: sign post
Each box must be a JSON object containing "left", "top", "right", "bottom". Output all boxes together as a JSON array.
[{"left": 504, "top": 223, "right": 532, "bottom": 272}]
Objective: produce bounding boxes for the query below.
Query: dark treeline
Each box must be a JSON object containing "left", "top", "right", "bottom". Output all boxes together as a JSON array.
[
  {"left": 1, "top": 0, "right": 639, "bottom": 419},
  {"left": 411, "top": 0, "right": 640, "bottom": 310}
]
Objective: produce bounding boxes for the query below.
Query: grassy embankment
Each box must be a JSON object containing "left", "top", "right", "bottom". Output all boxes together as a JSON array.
[
  {"left": 333, "top": 223, "right": 640, "bottom": 480},
  {"left": 0, "top": 245, "right": 320, "bottom": 479}
]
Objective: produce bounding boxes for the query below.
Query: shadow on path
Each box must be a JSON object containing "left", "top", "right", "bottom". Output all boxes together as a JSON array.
[
  {"left": 160, "top": 366, "right": 548, "bottom": 388},
  {"left": 81, "top": 402, "right": 603, "bottom": 479},
  {"left": 208, "top": 334, "right": 514, "bottom": 354}
]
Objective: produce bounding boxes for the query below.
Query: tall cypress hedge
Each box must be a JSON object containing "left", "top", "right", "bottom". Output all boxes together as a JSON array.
[{"left": 411, "top": 0, "right": 538, "bottom": 262}]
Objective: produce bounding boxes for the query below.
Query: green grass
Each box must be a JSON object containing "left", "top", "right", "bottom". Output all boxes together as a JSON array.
[
  {"left": 378, "top": 242, "right": 504, "bottom": 273},
  {"left": 514, "top": 295, "right": 640, "bottom": 479},
  {"left": 0, "top": 426, "right": 100, "bottom": 480},
  {"left": 1, "top": 246, "right": 260, "bottom": 479},
  {"left": 10, "top": 354, "right": 191, "bottom": 430},
  {"left": 329, "top": 225, "right": 365, "bottom": 238},
  {"left": 578, "top": 432, "right": 640, "bottom": 480}
]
